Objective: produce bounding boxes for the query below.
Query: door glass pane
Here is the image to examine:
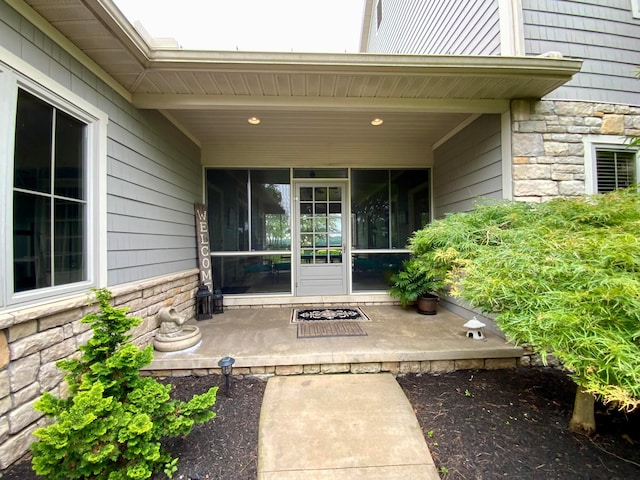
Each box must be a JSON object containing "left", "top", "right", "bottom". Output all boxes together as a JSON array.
[
  {"left": 329, "top": 187, "right": 341, "bottom": 201},
  {"left": 300, "top": 187, "right": 313, "bottom": 201},
  {"left": 314, "top": 216, "right": 327, "bottom": 232},
  {"left": 314, "top": 187, "right": 327, "bottom": 201},
  {"left": 314, "top": 203, "right": 327, "bottom": 215},
  {"left": 314, "top": 234, "right": 327, "bottom": 247},
  {"left": 328, "top": 214, "right": 341, "bottom": 232},
  {"left": 314, "top": 252, "right": 328, "bottom": 264},
  {"left": 300, "top": 215, "right": 313, "bottom": 231},
  {"left": 330, "top": 250, "right": 342, "bottom": 263},
  {"left": 300, "top": 203, "right": 312, "bottom": 214},
  {"left": 14, "top": 90, "right": 53, "bottom": 194},
  {"left": 328, "top": 202, "right": 341, "bottom": 214},
  {"left": 300, "top": 234, "right": 313, "bottom": 247},
  {"left": 298, "top": 184, "right": 343, "bottom": 266}
]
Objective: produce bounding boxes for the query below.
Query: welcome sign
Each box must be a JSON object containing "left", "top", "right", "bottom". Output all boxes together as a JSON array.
[{"left": 194, "top": 203, "right": 213, "bottom": 291}]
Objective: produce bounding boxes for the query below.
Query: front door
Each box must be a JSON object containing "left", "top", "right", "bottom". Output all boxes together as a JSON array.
[{"left": 295, "top": 182, "right": 348, "bottom": 296}]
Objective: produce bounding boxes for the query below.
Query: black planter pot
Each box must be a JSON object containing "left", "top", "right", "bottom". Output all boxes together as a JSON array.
[{"left": 417, "top": 293, "right": 438, "bottom": 315}]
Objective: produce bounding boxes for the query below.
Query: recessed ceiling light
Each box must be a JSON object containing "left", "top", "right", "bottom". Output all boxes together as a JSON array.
[
  {"left": 248, "top": 117, "right": 261, "bottom": 125},
  {"left": 371, "top": 118, "right": 384, "bottom": 126}
]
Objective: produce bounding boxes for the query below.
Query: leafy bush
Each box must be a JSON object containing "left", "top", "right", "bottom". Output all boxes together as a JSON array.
[
  {"left": 31, "top": 288, "right": 218, "bottom": 479},
  {"left": 404, "top": 188, "right": 640, "bottom": 432}
]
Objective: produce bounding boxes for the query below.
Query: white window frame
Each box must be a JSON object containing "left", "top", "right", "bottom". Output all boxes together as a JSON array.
[
  {"left": 0, "top": 47, "right": 107, "bottom": 310},
  {"left": 583, "top": 135, "right": 640, "bottom": 194},
  {"left": 632, "top": 0, "right": 640, "bottom": 19}
]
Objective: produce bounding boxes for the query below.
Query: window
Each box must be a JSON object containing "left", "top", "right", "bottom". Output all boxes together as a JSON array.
[
  {"left": 13, "top": 90, "right": 87, "bottom": 292},
  {"left": 583, "top": 136, "right": 639, "bottom": 194},
  {"left": 206, "top": 169, "right": 292, "bottom": 294},
  {"left": 632, "top": 0, "right": 640, "bottom": 19},
  {"left": 1, "top": 53, "right": 106, "bottom": 308},
  {"left": 351, "top": 169, "right": 430, "bottom": 291},
  {"left": 596, "top": 150, "right": 636, "bottom": 193}
]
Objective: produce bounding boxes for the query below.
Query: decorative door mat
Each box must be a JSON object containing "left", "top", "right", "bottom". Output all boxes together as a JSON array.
[
  {"left": 291, "top": 307, "right": 370, "bottom": 323},
  {"left": 297, "top": 321, "right": 367, "bottom": 339}
]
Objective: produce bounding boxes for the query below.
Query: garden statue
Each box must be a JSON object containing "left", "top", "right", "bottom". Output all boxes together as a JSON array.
[{"left": 153, "top": 306, "right": 202, "bottom": 351}]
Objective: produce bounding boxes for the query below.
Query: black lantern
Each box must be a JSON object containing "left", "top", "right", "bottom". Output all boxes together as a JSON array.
[
  {"left": 195, "top": 284, "right": 212, "bottom": 320},
  {"left": 218, "top": 356, "right": 235, "bottom": 397},
  {"left": 213, "top": 288, "right": 224, "bottom": 314}
]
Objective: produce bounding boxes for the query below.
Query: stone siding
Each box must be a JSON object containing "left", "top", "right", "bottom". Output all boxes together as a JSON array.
[
  {"left": 511, "top": 100, "right": 640, "bottom": 202},
  {"left": 0, "top": 269, "right": 199, "bottom": 470},
  {"left": 145, "top": 357, "right": 520, "bottom": 379}
]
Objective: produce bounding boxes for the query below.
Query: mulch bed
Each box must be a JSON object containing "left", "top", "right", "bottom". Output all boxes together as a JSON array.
[{"left": 2, "top": 368, "right": 639, "bottom": 479}]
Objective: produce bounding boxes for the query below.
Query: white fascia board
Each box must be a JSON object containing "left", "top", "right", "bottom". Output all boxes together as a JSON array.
[
  {"left": 133, "top": 94, "right": 510, "bottom": 114},
  {"left": 148, "top": 50, "right": 582, "bottom": 76}
]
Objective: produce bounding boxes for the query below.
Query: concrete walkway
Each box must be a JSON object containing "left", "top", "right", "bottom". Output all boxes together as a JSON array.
[{"left": 257, "top": 374, "right": 440, "bottom": 479}]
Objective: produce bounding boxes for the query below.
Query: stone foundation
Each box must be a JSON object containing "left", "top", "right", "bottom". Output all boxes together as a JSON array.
[
  {"left": 511, "top": 99, "right": 640, "bottom": 201},
  {"left": 0, "top": 269, "right": 199, "bottom": 470},
  {"left": 144, "top": 356, "right": 521, "bottom": 379}
]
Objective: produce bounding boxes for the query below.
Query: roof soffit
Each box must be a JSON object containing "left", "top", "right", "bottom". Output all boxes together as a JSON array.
[{"left": 16, "top": 0, "right": 583, "bottom": 146}]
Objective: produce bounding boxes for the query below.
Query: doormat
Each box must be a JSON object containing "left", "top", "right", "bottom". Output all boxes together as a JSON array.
[
  {"left": 297, "top": 321, "right": 367, "bottom": 339},
  {"left": 291, "top": 307, "right": 370, "bottom": 323}
]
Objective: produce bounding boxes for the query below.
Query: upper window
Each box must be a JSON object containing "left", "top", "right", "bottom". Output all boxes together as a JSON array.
[
  {"left": 584, "top": 136, "right": 639, "bottom": 194},
  {"left": 1, "top": 53, "right": 106, "bottom": 309},
  {"left": 632, "top": 0, "right": 640, "bottom": 19},
  {"left": 13, "top": 89, "right": 87, "bottom": 292}
]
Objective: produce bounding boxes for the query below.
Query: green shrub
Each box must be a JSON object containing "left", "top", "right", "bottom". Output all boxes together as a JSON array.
[
  {"left": 404, "top": 188, "right": 640, "bottom": 432},
  {"left": 31, "top": 288, "right": 218, "bottom": 479}
]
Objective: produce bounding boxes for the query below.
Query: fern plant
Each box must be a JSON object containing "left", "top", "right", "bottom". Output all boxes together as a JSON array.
[
  {"left": 389, "top": 257, "right": 445, "bottom": 307},
  {"left": 31, "top": 288, "right": 218, "bottom": 479}
]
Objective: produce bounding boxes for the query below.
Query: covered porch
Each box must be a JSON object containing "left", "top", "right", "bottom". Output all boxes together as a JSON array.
[{"left": 144, "top": 303, "right": 524, "bottom": 376}]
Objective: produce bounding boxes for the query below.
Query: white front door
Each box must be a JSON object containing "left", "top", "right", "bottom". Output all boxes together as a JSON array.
[{"left": 295, "top": 182, "right": 348, "bottom": 296}]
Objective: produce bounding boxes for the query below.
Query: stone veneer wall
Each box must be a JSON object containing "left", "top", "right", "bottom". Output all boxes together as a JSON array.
[
  {"left": 0, "top": 268, "right": 199, "bottom": 469},
  {"left": 511, "top": 99, "right": 640, "bottom": 201}
]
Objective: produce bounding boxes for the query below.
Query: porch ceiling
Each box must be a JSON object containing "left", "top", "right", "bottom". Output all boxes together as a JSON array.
[{"left": 18, "top": 0, "right": 583, "bottom": 146}]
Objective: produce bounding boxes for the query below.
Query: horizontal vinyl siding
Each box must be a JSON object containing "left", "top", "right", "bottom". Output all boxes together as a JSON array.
[
  {"left": 522, "top": 0, "right": 640, "bottom": 105},
  {"left": 1, "top": 1, "right": 202, "bottom": 287},
  {"left": 433, "top": 115, "right": 502, "bottom": 217},
  {"left": 366, "top": 0, "right": 500, "bottom": 55}
]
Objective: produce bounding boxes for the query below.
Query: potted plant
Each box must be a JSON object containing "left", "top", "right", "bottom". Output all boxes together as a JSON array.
[{"left": 389, "top": 258, "right": 444, "bottom": 315}]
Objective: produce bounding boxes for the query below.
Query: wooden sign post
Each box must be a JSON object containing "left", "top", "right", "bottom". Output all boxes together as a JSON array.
[{"left": 194, "top": 203, "right": 214, "bottom": 292}]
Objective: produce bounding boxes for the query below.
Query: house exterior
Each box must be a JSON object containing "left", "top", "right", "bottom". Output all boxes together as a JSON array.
[{"left": 0, "top": 0, "right": 638, "bottom": 468}]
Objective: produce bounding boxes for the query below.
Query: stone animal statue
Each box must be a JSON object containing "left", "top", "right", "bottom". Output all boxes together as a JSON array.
[{"left": 157, "top": 307, "right": 187, "bottom": 336}]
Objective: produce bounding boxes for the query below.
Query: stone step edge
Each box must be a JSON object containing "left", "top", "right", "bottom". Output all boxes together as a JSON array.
[{"left": 143, "top": 356, "right": 538, "bottom": 378}]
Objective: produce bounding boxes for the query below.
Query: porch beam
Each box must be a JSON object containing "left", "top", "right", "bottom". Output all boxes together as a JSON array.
[{"left": 132, "top": 94, "right": 510, "bottom": 114}]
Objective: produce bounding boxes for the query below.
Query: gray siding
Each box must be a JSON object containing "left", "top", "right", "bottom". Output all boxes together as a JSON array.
[
  {"left": 0, "top": 0, "right": 202, "bottom": 287},
  {"left": 433, "top": 115, "right": 502, "bottom": 217},
  {"left": 366, "top": 0, "right": 501, "bottom": 55},
  {"left": 522, "top": 0, "right": 640, "bottom": 105}
]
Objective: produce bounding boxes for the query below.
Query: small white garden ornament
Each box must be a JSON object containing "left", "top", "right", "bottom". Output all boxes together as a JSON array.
[{"left": 463, "top": 317, "right": 486, "bottom": 340}]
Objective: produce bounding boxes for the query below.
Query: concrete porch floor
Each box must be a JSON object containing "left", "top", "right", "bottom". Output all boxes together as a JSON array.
[{"left": 143, "top": 305, "right": 523, "bottom": 376}]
